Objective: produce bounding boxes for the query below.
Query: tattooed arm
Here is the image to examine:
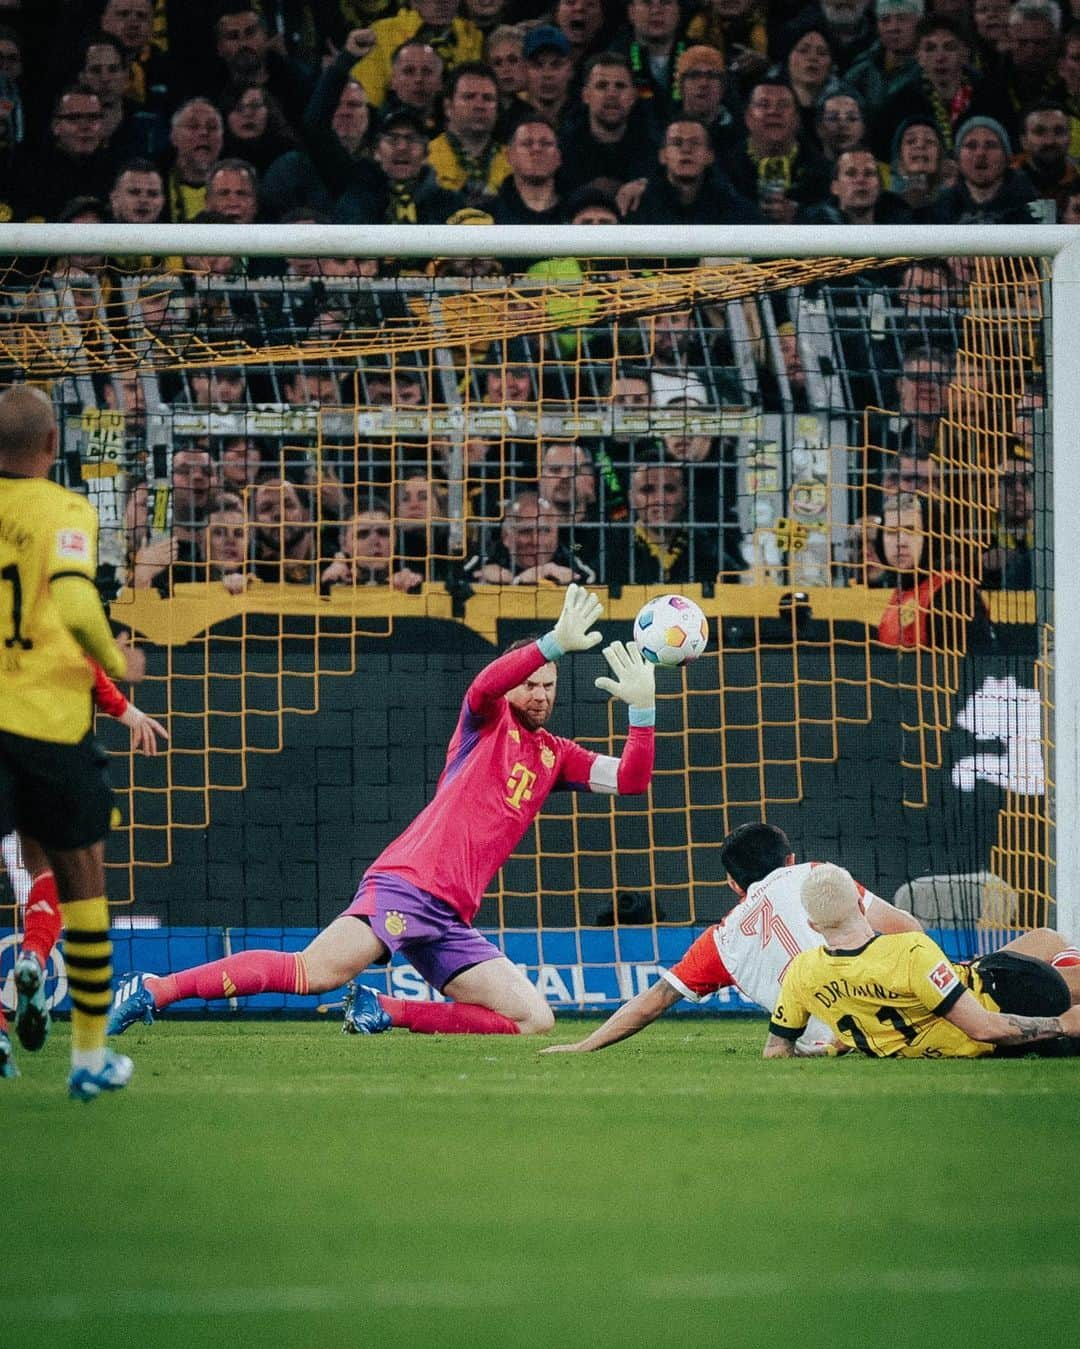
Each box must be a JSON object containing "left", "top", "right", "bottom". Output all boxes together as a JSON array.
[{"left": 945, "top": 990, "right": 1080, "bottom": 1047}]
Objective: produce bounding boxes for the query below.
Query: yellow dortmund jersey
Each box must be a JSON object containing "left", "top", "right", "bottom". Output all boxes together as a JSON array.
[
  {"left": 0, "top": 477, "right": 103, "bottom": 743},
  {"left": 770, "top": 932, "right": 993, "bottom": 1059}
]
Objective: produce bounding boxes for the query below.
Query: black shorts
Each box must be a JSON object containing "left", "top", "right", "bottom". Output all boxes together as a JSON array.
[
  {"left": 971, "top": 949, "right": 1070, "bottom": 1017},
  {"left": 0, "top": 728, "right": 113, "bottom": 851}
]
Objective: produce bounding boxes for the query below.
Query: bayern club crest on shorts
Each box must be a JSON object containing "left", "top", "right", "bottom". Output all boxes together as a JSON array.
[{"left": 385, "top": 910, "right": 407, "bottom": 937}]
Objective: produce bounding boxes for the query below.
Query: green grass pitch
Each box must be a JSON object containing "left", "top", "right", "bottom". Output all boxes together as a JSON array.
[{"left": 7, "top": 1018, "right": 1080, "bottom": 1349}]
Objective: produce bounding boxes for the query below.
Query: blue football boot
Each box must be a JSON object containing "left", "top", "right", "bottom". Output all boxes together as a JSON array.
[
  {"left": 341, "top": 982, "right": 392, "bottom": 1035},
  {"left": 107, "top": 973, "right": 157, "bottom": 1036},
  {"left": 68, "top": 1049, "right": 134, "bottom": 1101}
]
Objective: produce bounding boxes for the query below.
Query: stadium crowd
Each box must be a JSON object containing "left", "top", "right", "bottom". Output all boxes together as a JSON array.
[
  {"left": 2, "top": 0, "right": 1078, "bottom": 228},
  {"left": 0, "top": 0, "right": 1056, "bottom": 628}
]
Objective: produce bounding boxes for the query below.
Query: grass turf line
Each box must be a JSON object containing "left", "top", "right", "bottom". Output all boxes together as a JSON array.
[{"left": 7, "top": 1019, "right": 1080, "bottom": 1349}]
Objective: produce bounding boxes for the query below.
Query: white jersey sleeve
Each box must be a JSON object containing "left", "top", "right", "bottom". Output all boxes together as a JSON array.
[{"left": 715, "top": 862, "right": 836, "bottom": 1052}]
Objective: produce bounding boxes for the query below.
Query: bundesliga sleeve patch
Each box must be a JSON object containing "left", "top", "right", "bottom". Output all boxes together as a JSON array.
[
  {"left": 928, "top": 960, "right": 958, "bottom": 993},
  {"left": 56, "top": 529, "right": 91, "bottom": 561}
]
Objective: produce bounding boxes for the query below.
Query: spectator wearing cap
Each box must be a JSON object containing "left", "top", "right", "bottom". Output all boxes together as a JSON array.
[
  {"left": 32, "top": 88, "right": 117, "bottom": 220},
  {"left": 1013, "top": 99, "right": 1078, "bottom": 217},
  {"left": 845, "top": 0, "right": 923, "bottom": 125},
  {"left": 491, "top": 116, "right": 562, "bottom": 225},
  {"left": 610, "top": 0, "right": 689, "bottom": 124},
  {"left": 799, "top": 146, "right": 914, "bottom": 223},
  {"left": 501, "top": 25, "right": 575, "bottom": 135},
  {"left": 726, "top": 78, "right": 833, "bottom": 223},
  {"left": 382, "top": 39, "right": 445, "bottom": 132},
  {"left": 334, "top": 108, "right": 465, "bottom": 222},
  {"left": 428, "top": 62, "right": 510, "bottom": 203},
  {"left": 674, "top": 45, "right": 739, "bottom": 158},
  {"left": 558, "top": 52, "right": 658, "bottom": 193},
  {"left": 350, "top": 0, "right": 483, "bottom": 109},
  {"left": 209, "top": 4, "right": 315, "bottom": 130},
  {"left": 626, "top": 115, "right": 761, "bottom": 225},
  {"left": 887, "top": 113, "right": 954, "bottom": 215},
  {"left": 875, "top": 15, "right": 1013, "bottom": 158},
  {"left": 926, "top": 115, "right": 1042, "bottom": 223}
]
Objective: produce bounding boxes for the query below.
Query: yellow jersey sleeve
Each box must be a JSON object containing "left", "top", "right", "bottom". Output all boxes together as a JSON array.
[
  {"left": 905, "top": 934, "right": 967, "bottom": 1018},
  {"left": 769, "top": 956, "right": 813, "bottom": 1041},
  {"left": 47, "top": 492, "right": 99, "bottom": 583},
  {"left": 0, "top": 479, "right": 119, "bottom": 743}
]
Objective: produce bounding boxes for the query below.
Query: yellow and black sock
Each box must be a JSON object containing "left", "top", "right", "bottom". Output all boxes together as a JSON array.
[{"left": 60, "top": 898, "right": 112, "bottom": 1066}]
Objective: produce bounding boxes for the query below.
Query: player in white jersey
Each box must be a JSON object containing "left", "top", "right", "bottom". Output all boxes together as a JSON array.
[{"left": 541, "top": 822, "right": 923, "bottom": 1055}]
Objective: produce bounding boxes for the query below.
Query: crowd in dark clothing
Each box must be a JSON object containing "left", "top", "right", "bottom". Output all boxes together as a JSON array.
[{"left": 2, "top": 1, "right": 1078, "bottom": 231}]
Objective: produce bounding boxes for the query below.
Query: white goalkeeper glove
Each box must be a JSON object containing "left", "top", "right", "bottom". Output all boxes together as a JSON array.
[
  {"left": 545, "top": 583, "right": 604, "bottom": 656},
  {"left": 594, "top": 641, "right": 655, "bottom": 713}
]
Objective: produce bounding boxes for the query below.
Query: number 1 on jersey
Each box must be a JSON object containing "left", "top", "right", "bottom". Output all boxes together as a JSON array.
[{"left": 1, "top": 562, "right": 32, "bottom": 650}]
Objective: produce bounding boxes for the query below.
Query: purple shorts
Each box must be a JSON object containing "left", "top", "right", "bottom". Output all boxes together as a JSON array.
[{"left": 340, "top": 871, "right": 503, "bottom": 992}]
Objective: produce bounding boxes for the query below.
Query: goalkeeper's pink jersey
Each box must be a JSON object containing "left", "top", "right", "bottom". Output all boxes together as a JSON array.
[
  {"left": 661, "top": 862, "right": 882, "bottom": 1050},
  {"left": 368, "top": 642, "right": 653, "bottom": 924}
]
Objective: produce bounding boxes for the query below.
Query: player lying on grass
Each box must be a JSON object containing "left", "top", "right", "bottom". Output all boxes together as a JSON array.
[
  {"left": 764, "top": 864, "right": 1080, "bottom": 1059},
  {"left": 542, "top": 822, "right": 924, "bottom": 1056},
  {"left": 0, "top": 385, "right": 145, "bottom": 1099},
  {"left": 1, "top": 661, "right": 167, "bottom": 1077},
  {"left": 110, "top": 584, "right": 655, "bottom": 1037}
]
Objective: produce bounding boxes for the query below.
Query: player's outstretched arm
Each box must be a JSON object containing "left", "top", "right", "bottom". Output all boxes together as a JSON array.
[
  {"left": 540, "top": 978, "right": 681, "bottom": 1053},
  {"left": 466, "top": 584, "right": 604, "bottom": 720},
  {"left": 945, "top": 989, "right": 1080, "bottom": 1046}
]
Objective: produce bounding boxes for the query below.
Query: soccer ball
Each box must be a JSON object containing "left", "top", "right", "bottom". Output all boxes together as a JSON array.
[{"left": 633, "top": 594, "right": 709, "bottom": 667}]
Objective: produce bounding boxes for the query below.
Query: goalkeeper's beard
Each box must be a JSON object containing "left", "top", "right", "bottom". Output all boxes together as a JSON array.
[{"left": 511, "top": 703, "right": 551, "bottom": 732}]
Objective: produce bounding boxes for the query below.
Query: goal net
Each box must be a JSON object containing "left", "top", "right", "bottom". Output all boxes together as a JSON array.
[{"left": 0, "top": 224, "right": 1068, "bottom": 1015}]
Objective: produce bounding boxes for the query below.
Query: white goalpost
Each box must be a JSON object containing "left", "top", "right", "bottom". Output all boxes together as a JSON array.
[{"left": 1, "top": 221, "right": 1076, "bottom": 943}]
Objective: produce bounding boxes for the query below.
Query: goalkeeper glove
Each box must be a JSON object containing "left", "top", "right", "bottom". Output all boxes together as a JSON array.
[
  {"left": 540, "top": 583, "right": 604, "bottom": 658},
  {"left": 594, "top": 641, "right": 655, "bottom": 721}
]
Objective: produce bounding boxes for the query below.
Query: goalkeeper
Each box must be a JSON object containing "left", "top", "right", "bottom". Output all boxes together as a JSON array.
[{"left": 110, "top": 585, "right": 656, "bottom": 1037}]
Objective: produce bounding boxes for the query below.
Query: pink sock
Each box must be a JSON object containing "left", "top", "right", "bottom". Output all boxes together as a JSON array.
[
  {"left": 148, "top": 950, "right": 308, "bottom": 1008},
  {"left": 378, "top": 996, "right": 519, "bottom": 1034},
  {"left": 1051, "top": 948, "right": 1080, "bottom": 968}
]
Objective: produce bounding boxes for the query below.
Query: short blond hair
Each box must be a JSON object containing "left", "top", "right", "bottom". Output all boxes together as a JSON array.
[{"left": 801, "top": 864, "right": 861, "bottom": 929}]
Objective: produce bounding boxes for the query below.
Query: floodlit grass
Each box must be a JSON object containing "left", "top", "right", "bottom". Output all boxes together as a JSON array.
[{"left": 7, "top": 1019, "right": 1080, "bottom": 1349}]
